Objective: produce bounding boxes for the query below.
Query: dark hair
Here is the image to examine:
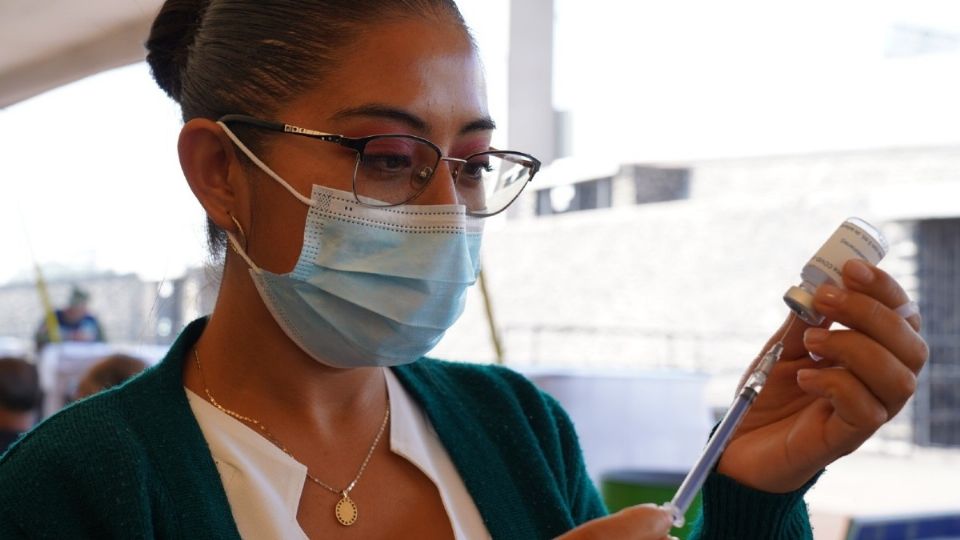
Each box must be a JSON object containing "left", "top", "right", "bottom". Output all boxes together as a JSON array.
[
  {"left": 0, "top": 358, "right": 41, "bottom": 412},
  {"left": 145, "top": 0, "right": 472, "bottom": 257},
  {"left": 74, "top": 354, "right": 149, "bottom": 400}
]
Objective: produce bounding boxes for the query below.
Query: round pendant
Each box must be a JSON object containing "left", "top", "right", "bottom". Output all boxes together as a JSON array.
[{"left": 335, "top": 495, "right": 358, "bottom": 526}]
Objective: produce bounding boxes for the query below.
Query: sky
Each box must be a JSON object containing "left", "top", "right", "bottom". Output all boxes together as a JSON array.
[
  {"left": 0, "top": 62, "right": 206, "bottom": 285},
  {"left": 553, "top": 0, "right": 960, "bottom": 161},
  {"left": 0, "top": 0, "right": 958, "bottom": 285}
]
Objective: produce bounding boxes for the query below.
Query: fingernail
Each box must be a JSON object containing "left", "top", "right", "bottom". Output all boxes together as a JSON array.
[
  {"left": 818, "top": 284, "right": 846, "bottom": 307},
  {"left": 804, "top": 328, "right": 829, "bottom": 361},
  {"left": 846, "top": 259, "right": 874, "bottom": 285},
  {"left": 804, "top": 328, "right": 830, "bottom": 344},
  {"left": 797, "top": 368, "right": 815, "bottom": 383}
]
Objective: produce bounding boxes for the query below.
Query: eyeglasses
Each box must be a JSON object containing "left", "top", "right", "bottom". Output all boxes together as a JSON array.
[{"left": 219, "top": 114, "right": 541, "bottom": 217}]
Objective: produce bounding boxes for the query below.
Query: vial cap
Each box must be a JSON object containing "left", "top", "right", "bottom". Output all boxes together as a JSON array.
[{"left": 783, "top": 285, "right": 825, "bottom": 326}]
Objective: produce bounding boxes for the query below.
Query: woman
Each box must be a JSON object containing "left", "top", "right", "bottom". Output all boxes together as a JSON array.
[{"left": 0, "top": 1, "right": 927, "bottom": 539}]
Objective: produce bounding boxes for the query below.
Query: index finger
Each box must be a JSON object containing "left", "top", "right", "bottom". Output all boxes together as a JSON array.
[
  {"left": 841, "top": 259, "right": 921, "bottom": 333},
  {"left": 737, "top": 312, "right": 816, "bottom": 391},
  {"left": 811, "top": 260, "right": 928, "bottom": 374}
]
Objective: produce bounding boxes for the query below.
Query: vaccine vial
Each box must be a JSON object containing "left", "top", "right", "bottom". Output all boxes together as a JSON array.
[{"left": 783, "top": 217, "right": 889, "bottom": 325}]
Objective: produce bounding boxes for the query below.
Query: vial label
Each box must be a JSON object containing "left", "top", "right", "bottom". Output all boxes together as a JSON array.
[{"left": 806, "top": 219, "right": 887, "bottom": 287}]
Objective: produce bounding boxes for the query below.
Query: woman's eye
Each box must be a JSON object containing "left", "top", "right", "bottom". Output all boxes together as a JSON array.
[
  {"left": 363, "top": 153, "right": 413, "bottom": 174},
  {"left": 461, "top": 161, "right": 493, "bottom": 180}
]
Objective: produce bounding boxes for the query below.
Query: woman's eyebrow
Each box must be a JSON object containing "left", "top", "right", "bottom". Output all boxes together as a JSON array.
[
  {"left": 461, "top": 117, "right": 496, "bottom": 134},
  {"left": 331, "top": 105, "right": 427, "bottom": 131},
  {"left": 330, "top": 104, "right": 496, "bottom": 135}
]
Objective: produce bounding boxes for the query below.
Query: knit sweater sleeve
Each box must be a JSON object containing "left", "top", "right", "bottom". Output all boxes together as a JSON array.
[
  {"left": 539, "top": 391, "right": 609, "bottom": 526},
  {"left": 0, "top": 513, "right": 28, "bottom": 539},
  {"left": 688, "top": 471, "right": 820, "bottom": 539},
  {"left": 0, "top": 394, "right": 171, "bottom": 539}
]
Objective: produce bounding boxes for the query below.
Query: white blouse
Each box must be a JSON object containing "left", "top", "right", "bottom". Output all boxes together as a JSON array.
[{"left": 186, "top": 369, "right": 491, "bottom": 540}]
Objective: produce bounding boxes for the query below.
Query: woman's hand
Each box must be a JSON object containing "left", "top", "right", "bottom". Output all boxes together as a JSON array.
[
  {"left": 556, "top": 504, "right": 676, "bottom": 540},
  {"left": 718, "top": 259, "right": 927, "bottom": 493}
]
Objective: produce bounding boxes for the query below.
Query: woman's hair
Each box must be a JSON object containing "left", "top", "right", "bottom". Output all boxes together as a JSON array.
[
  {"left": 0, "top": 358, "right": 40, "bottom": 412},
  {"left": 145, "top": 0, "right": 472, "bottom": 256},
  {"left": 74, "top": 354, "right": 149, "bottom": 400}
]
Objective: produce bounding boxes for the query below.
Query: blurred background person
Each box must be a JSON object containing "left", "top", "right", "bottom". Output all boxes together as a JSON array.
[
  {"left": 72, "top": 353, "right": 148, "bottom": 401},
  {"left": 34, "top": 285, "right": 105, "bottom": 352},
  {"left": 0, "top": 357, "right": 41, "bottom": 453}
]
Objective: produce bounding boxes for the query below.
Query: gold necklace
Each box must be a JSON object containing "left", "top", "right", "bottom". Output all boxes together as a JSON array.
[{"left": 193, "top": 349, "right": 389, "bottom": 527}]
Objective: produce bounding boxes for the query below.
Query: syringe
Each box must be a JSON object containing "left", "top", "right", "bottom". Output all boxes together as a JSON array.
[{"left": 660, "top": 340, "right": 785, "bottom": 528}]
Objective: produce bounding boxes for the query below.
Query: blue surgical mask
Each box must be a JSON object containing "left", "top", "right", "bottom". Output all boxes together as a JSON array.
[{"left": 219, "top": 123, "right": 482, "bottom": 368}]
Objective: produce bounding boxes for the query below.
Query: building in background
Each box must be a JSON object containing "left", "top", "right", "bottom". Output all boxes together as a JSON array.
[
  {"left": 433, "top": 145, "right": 959, "bottom": 450},
  {"left": 0, "top": 0, "right": 956, "bottom": 482},
  {"left": 0, "top": 267, "right": 217, "bottom": 352},
  {"left": 0, "top": 3, "right": 957, "bottom": 534},
  {"left": 430, "top": 0, "right": 960, "bottom": 453},
  {"left": 0, "top": 0, "right": 957, "bottom": 453}
]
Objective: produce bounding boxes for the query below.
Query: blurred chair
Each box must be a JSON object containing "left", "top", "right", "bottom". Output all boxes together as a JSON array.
[
  {"left": 0, "top": 337, "right": 29, "bottom": 360},
  {"left": 37, "top": 342, "right": 167, "bottom": 417},
  {"left": 602, "top": 469, "right": 700, "bottom": 538},
  {"left": 524, "top": 369, "right": 711, "bottom": 539},
  {"left": 73, "top": 353, "right": 149, "bottom": 401},
  {"left": 523, "top": 368, "right": 712, "bottom": 480}
]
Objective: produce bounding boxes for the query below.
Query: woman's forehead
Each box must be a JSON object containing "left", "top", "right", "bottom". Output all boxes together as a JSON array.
[{"left": 280, "top": 19, "right": 488, "bottom": 137}]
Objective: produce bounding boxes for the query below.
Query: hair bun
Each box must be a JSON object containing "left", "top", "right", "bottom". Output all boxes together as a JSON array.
[{"left": 145, "top": 0, "right": 211, "bottom": 102}]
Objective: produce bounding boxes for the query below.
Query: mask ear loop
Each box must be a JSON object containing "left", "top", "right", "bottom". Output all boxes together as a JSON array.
[
  {"left": 225, "top": 213, "right": 261, "bottom": 273},
  {"left": 217, "top": 121, "right": 316, "bottom": 207},
  {"left": 227, "top": 213, "right": 248, "bottom": 252}
]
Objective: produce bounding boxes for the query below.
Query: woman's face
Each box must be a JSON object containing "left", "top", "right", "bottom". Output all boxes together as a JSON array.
[{"left": 239, "top": 18, "right": 491, "bottom": 273}]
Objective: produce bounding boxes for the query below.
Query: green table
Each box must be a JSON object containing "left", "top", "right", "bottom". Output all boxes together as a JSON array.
[{"left": 601, "top": 469, "right": 701, "bottom": 539}]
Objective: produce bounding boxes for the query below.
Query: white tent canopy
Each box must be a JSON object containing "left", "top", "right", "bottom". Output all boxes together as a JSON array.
[{"left": 0, "top": 0, "right": 162, "bottom": 108}]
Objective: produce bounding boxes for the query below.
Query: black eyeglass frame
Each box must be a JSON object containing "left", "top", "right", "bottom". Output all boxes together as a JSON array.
[{"left": 218, "top": 114, "right": 541, "bottom": 217}]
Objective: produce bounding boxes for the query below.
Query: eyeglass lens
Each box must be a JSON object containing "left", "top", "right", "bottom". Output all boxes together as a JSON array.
[{"left": 353, "top": 136, "right": 534, "bottom": 216}]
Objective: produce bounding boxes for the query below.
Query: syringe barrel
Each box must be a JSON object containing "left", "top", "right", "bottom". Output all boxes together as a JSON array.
[{"left": 666, "top": 387, "right": 757, "bottom": 526}]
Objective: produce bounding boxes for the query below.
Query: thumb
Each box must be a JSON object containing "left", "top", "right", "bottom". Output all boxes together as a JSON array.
[
  {"left": 616, "top": 504, "right": 674, "bottom": 537},
  {"left": 738, "top": 312, "right": 823, "bottom": 391},
  {"left": 773, "top": 312, "right": 823, "bottom": 360},
  {"left": 556, "top": 504, "right": 673, "bottom": 540}
]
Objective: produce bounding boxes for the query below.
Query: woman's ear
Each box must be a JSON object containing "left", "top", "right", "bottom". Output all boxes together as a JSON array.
[{"left": 178, "top": 118, "right": 245, "bottom": 232}]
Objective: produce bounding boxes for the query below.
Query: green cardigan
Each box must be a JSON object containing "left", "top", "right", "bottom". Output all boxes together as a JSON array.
[{"left": 0, "top": 319, "right": 815, "bottom": 538}]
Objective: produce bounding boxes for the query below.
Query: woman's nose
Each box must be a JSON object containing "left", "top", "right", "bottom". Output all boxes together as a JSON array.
[{"left": 413, "top": 159, "right": 460, "bottom": 206}]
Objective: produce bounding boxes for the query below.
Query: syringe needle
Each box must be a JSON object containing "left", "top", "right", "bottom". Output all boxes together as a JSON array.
[{"left": 661, "top": 340, "right": 785, "bottom": 527}]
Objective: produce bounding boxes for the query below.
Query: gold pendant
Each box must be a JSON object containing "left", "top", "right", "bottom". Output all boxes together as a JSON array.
[{"left": 335, "top": 493, "right": 358, "bottom": 526}]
